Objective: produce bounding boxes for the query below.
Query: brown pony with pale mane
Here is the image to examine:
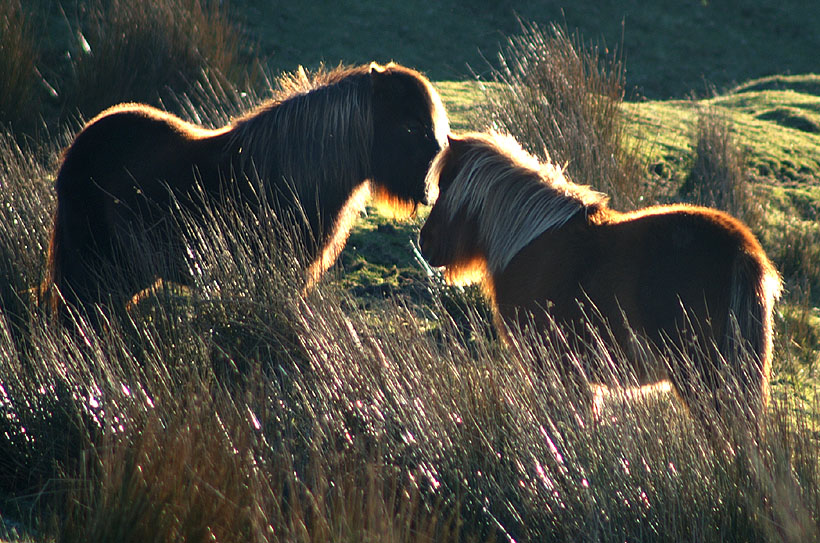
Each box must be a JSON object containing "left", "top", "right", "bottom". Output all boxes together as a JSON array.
[
  {"left": 44, "top": 62, "right": 449, "bottom": 322},
  {"left": 419, "top": 131, "right": 781, "bottom": 427}
]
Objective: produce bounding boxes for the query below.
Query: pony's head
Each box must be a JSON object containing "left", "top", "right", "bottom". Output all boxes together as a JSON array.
[
  {"left": 418, "top": 134, "right": 490, "bottom": 284},
  {"left": 419, "top": 132, "right": 607, "bottom": 283},
  {"left": 368, "top": 63, "right": 449, "bottom": 215}
]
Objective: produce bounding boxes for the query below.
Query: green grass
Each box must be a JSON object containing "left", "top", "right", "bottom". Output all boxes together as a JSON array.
[
  {"left": 337, "top": 210, "right": 429, "bottom": 301},
  {"left": 623, "top": 90, "right": 820, "bottom": 185},
  {"left": 431, "top": 77, "right": 820, "bottom": 188}
]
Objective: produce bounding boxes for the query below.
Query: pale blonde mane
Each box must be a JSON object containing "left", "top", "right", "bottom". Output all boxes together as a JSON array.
[{"left": 429, "top": 132, "right": 608, "bottom": 274}]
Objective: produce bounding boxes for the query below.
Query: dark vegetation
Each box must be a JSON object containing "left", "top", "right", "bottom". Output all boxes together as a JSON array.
[
  {"left": 0, "top": 1, "right": 819, "bottom": 541},
  {"left": 232, "top": 0, "right": 820, "bottom": 100}
]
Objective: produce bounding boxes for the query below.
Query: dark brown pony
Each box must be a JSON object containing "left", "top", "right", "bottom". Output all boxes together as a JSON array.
[
  {"left": 45, "top": 62, "right": 449, "bottom": 321},
  {"left": 419, "top": 131, "right": 781, "bottom": 427}
]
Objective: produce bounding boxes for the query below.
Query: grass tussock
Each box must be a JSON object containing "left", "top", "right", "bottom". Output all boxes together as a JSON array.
[
  {"left": 480, "top": 21, "right": 647, "bottom": 210},
  {"left": 0, "top": 0, "right": 250, "bottom": 132},
  {"left": 0, "top": 1, "right": 40, "bottom": 131},
  {"left": 681, "top": 107, "right": 761, "bottom": 227},
  {"left": 62, "top": 0, "right": 245, "bottom": 120}
]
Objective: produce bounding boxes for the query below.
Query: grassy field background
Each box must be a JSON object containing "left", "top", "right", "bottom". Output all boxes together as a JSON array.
[
  {"left": 233, "top": 0, "right": 820, "bottom": 99},
  {"left": 1, "top": 1, "right": 820, "bottom": 541}
]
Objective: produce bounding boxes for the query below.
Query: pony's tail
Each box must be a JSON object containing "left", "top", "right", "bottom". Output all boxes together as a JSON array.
[
  {"left": 41, "top": 198, "right": 71, "bottom": 321},
  {"left": 41, "top": 172, "right": 107, "bottom": 325},
  {"left": 723, "top": 250, "right": 782, "bottom": 423}
]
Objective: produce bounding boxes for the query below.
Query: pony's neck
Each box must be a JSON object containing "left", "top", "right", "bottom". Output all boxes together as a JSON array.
[
  {"left": 479, "top": 173, "right": 593, "bottom": 275},
  {"left": 232, "top": 80, "right": 373, "bottom": 218}
]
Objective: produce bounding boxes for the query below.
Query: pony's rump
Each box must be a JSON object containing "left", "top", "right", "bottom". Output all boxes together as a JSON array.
[
  {"left": 45, "top": 62, "right": 449, "bottom": 323},
  {"left": 419, "top": 131, "right": 781, "bottom": 427}
]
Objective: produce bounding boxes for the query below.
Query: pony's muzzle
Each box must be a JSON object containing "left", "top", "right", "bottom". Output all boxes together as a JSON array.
[
  {"left": 417, "top": 227, "right": 440, "bottom": 266},
  {"left": 418, "top": 232, "right": 430, "bottom": 259}
]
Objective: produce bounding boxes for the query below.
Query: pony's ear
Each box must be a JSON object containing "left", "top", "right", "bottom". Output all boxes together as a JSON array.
[
  {"left": 447, "top": 134, "right": 470, "bottom": 156},
  {"left": 369, "top": 62, "right": 393, "bottom": 95},
  {"left": 369, "top": 62, "right": 387, "bottom": 77}
]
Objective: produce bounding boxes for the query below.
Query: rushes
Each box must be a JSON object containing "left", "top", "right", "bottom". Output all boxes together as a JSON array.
[
  {"left": 0, "top": 0, "right": 249, "bottom": 135},
  {"left": 0, "top": 1, "right": 40, "bottom": 131},
  {"left": 61, "top": 0, "right": 245, "bottom": 120},
  {"left": 0, "top": 158, "right": 817, "bottom": 539},
  {"left": 480, "top": 22, "right": 646, "bottom": 210},
  {"left": 682, "top": 107, "right": 760, "bottom": 226}
]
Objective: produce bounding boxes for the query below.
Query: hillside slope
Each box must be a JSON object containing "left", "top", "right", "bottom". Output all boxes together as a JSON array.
[{"left": 235, "top": 0, "right": 820, "bottom": 99}]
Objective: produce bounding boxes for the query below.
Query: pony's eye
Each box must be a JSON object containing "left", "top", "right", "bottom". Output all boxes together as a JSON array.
[{"left": 405, "top": 121, "right": 425, "bottom": 136}]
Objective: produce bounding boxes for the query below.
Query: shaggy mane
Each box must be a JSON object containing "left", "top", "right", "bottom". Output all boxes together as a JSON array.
[
  {"left": 229, "top": 64, "right": 374, "bottom": 204},
  {"left": 428, "top": 132, "right": 609, "bottom": 273},
  {"left": 227, "top": 63, "right": 449, "bottom": 279}
]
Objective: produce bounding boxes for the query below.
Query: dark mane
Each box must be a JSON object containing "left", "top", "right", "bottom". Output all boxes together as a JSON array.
[{"left": 228, "top": 65, "right": 373, "bottom": 210}]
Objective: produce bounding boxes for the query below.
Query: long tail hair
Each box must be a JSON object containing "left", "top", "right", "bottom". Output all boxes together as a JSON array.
[
  {"left": 723, "top": 249, "right": 782, "bottom": 418},
  {"left": 42, "top": 172, "right": 110, "bottom": 321}
]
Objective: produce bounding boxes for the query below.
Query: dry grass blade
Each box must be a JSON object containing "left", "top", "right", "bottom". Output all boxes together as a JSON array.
[{"left": 0, "top": 1, "right": 40, "bottom": 130}]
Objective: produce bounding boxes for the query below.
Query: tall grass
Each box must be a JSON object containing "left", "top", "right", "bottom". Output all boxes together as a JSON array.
[
  {"left": 0, "top": 7, "right": 818, "bottom": 542},
  {"left": 0, "top": 1, "right": 40, "bottom": 131},
  {"left": 681, "top": 107, "right": 760, "bottom": 227},
  {"left": 0, "top": 0, "right": 249, "bottom": 132},
  {"left": 61, "top": 0, "right": 246, "bottom": 120},
  {"left": 0, "top": 122, "right": 817, "bottom": 540},
  {"left": 767, "top": 214, "right": 820, "bottom": 373},
  {"left": 479, "top": 22, "right": 647, "bottom": 210},
  {"left": 0, "top": 132, "right": 57, "bottom": 342}
]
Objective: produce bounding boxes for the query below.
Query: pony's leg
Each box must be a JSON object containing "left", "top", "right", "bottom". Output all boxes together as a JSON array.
[
  {"left": 54, "top": 246, "right": 118, "bottom": 330},
  {"left": 123, "top": 220, "right": 196, "bottom": 314}
]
